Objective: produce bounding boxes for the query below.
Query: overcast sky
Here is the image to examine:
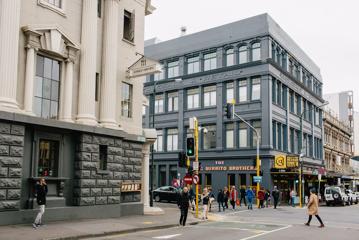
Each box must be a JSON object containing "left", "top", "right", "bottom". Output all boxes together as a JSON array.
[{"left": 145, "top": 0, "right": 359, "bottom": 109}]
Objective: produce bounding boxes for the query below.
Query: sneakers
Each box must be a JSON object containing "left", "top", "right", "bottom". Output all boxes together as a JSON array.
[
  {"left": 319, "top": 224, "right": 325, "bottom": 228},
  {"left": 32, "top": 223, "right": 37, "bottom": 229}
]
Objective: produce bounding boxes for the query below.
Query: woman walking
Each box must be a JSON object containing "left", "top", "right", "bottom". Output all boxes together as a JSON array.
[
  {"left": 33, "top": 178, "right": 48, "bottom": 228},
  {"left": 202, "top": 188, "right": 210, "bottom": 220},
  {"left": 223, "top": 187, "right": 229, "bottom": 209},
  {"left": 305, "top": 188, "right": 325, "bottom": 228}
]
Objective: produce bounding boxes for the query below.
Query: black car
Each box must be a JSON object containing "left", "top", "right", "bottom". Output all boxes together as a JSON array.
[{"left": 153, "top": 186, "right": 180, "bottom": 203}]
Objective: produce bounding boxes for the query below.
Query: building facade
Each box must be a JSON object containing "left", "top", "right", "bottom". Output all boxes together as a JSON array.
[
  {"left": 0, "top": 0, "right": 156, "bottom": 225},
  {"left": 323, "top": 111, "right": 354, "bottom": 187},
  {"left": 143, "top": 14, "right": 325, "bottom": 202}
]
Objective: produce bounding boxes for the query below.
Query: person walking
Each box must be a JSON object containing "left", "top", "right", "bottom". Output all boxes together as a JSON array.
[
  {"left": 208, "top": 188, "right": 215, "bottom": 212},
  {"left": 202, "top": 188, "right": 210, "bottom": 220},
  {"left": 264, "top": 189, "right": 270, "bottom": 208},
  {"left": 272, "top": 186, "right": 280, "bottom": 209},
  {"left": 240, "top": 186, "right": 247, "bottom": 207},
  {"left": 223, "top": 187, "right": 229, "bottom": 209},
  {"left": 217, "top": 189, "right": 225, "bottom": 212},
  {"left": 177, "top": 187, "right": 191, "bottom": 226},
  {"left": 189, "top": 187, "right": 195, "bottom": 211},
  {"left": 246, "top": 187, "right": 255, "bottom": 210},
  {"left": 230, "top": 186, "right": 237, "bottom": 210},
  {"left": 33, "top": 178, "right": 48, "bottom": 228},
  {"left": 258, "top": 187, "right": 265, "bottom": 208},
  {"left": 305, "top": 188, "right": 325, "bottom": 228},
  {"left": 290, "top": 189, "right": 296, "bottom": 207}
]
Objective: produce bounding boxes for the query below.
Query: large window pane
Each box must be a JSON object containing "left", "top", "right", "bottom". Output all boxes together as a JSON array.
[
  {"left": 168, "top": 61, "right": 179, "bottom": 78},
  {"left": 226, "top": 82, "right": 234, "bottom": 103},
  {"left": 50, "top": 101, "right": 58, "bottom": 119},
  {"left": 44, "top": 58, "right": 52, "bottom": 79},
  {"left": 251, "top": 78, "right": 261, "bottom": 100},
  {"left": 34, "top": 97, "right": 42, "bottom": 117},
  {"left": 239, "top": 46, "right": 248, "bottom": 64},
  {"left": 187, "top": 56, "right": 199, "bottom": 74},
  {"left": 239, "top": 123, "right": 247, "bottom": 148},
  {"left": 36, "top": 55, "right": 44, "bottom": 76},
  {"left": 121, "top": 83, "right": 132, "bottom": 117},
  {"left": 52, "top": 60, "right": 60, "bottom": 81},
  {"left": 167, "top": 129, "right": 178, "bottom": 151},
  {"left": 204, "top": 85, "right": 216, "bottom": 107},
  {"left": 43, "top": 78, "right": 51, "bottom": 99},
  {"left": 251, "top": 42, "right": 261, "bottom": 61},
  {"left": 42, "top": 99, "right": 50, "bottom": 119},
  {"left": 226, "top": 48, "right": 234, "bottom": 66},
  {"left": 204, "top": 52, "right": 217, "bottom": 71},
  {"left": 35, "top": 77, "right": 43, "bottom": 97},
  {"left": 203, "top": 125, "right": 216, "bottom": 150},
  {"left": 38, "top": 139, "right": 59, "bottom": 177},
  {"left": 239, "top": 80, "right": 247, "bottom": 102},
  {"left": 51, "top": 81, "right": 59, "bottom": 101},
  {"left": 226, "top": 123, "right": 234, "bottom": 149}
]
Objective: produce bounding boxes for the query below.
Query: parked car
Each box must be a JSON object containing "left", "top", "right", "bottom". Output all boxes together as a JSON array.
[
  {"left": 153, "top": 186, "right": 180, "bottom": 203},
  {"left": 324, "top": 186, "right": 349, "bottom": 206},
  {"left": 345, "top": 189, "right": 359, "bottom": 205}
]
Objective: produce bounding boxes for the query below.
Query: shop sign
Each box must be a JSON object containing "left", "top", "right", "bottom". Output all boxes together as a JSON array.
[
  {"left": 286, "top": 156, "right": 299, "bottom": 168},
  {"left": 126, "top": 56, "right": 161, "bottom": 78},
  {"left": 121, "top": 182, "right": 141, "bottom": 192},
  {"left": 274, "top": 155, "right": 287, "bottom": 169},
  {"left": 204, "top": 166, "right": 255, "bottom": 171}
]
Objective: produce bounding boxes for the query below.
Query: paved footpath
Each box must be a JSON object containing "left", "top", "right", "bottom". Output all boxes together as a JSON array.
[{"left": 0, "top": 206, "right": 202, "bottom": 240}]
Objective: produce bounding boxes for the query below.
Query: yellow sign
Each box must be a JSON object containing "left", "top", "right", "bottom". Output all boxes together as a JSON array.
[
  {"left": 287, "top": 156, "right": 299, "bottom": 168},
  {"left": 274, "top": 155, "right": 287, "bottom": 169}
]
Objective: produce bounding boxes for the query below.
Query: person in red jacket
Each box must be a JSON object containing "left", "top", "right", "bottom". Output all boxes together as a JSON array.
[
  {"left": 230, "top": 186, "right": 238, "bottom": 210},
  {"left": 258, "top": 187, "right": 265, "bottom": 209}
]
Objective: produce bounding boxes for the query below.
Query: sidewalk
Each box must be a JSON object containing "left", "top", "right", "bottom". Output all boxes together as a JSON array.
[{"left": 0, "top": 206, "right": 201, "bottom": 240}]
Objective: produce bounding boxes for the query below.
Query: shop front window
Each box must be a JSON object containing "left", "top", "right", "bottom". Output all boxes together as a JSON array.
[{"left": 38, "top": 139, "right": 59, "bottom": 177}]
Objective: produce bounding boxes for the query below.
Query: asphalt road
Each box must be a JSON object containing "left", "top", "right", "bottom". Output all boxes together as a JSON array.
[{"left": 86, "top": 203, "right": 359, "bottom": 240}]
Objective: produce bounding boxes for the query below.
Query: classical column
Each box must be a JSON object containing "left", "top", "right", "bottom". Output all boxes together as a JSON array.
[
  {"left": 142, "top": 143, "right": 151, "bottom": 208},
  {"left": 76, "top": 0, "right": 98, "bottom": 125},
  {"left": 61, "top": 59, "right": 74, "bottom": 122},
  {"left": 0, "top": 0, "right": 21, "bottom": 111},
  {"left": 100, "top": 0, "right": 119, "bottom": 129},
  {"left": 23, "top": 45, "right": 36, "bottom": 114}
]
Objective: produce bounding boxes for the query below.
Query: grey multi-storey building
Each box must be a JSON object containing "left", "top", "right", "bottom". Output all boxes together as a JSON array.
[{"left": 143, "top": 14, "right": 325, "bottom": 202}]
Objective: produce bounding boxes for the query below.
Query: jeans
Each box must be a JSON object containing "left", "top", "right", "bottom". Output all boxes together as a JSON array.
[
  {"left": 179, "top": 207, "right": 188, "bottom": 226},
  {"left": 218, "top": 202, "right": 225, "bottom": 212},
  {"left": 291, "top": 197, "right": 295, "bottom": 207},
  {"left": 247, "top": 198, "right": 253, "bottom": 209},
  {"left": 34, "top": 205, "right": 45, "bottom": 225},
  {"left": 240, "top": 196, "right": 246, "bottom": 206}
]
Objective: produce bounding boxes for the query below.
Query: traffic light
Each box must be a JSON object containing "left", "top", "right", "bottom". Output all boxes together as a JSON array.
[
  {"left": 225, "top": 103, "right": 232, "bottom": 119},
  {"left": 186, "top": 137, "right": 195, "bottom": 156},
  {"left": 178, "top": 152, "right": 186, "bottom": 168}
]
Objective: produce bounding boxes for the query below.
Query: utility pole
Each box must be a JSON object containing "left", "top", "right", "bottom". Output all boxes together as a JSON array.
[{"left": 194, "top": 117, "right": 199, "bottom": 218}]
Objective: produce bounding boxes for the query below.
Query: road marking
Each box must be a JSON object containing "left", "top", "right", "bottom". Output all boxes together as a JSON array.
[
  {"left": 153, "top": 234, "right": 182, "bottom": 239},
  {"left": 239, "top": 225, "right": 292, "bottom": 240}
]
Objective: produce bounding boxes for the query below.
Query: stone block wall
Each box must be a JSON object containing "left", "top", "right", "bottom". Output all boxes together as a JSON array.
[
  {"left": 0, "top": 122, "right": 24, "bottom": 211},
  {"left": 73, "top": 134, "right": 143, "bottom": 206}
]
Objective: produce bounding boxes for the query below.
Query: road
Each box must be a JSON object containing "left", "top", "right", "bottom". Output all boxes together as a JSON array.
[{"left": 85, "top": 203, "right": 359, "bottom": 240}]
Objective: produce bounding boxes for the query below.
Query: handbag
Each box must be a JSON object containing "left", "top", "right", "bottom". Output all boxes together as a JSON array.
[{"left": 236, "top": 199, "right": 240, "bottom": 206}]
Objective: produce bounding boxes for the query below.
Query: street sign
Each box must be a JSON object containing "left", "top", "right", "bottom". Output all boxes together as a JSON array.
[
  {"left": 183, "top": 174, "right": 193, "bottom": 185},
  {"left": 193, "top": 175, "right": 199, "bottom": 185},
  {"left": 274, "top": 155, "right": 286, "bottom": 169},
  {"left": 253, "top": 176, "right": 262, "bottom": 183},
  {"left": 193, "top": 161, "right": 199, "bottom": 171}
]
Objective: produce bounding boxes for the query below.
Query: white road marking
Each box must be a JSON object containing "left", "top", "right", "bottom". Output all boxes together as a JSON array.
[
  {"left": 239, "top": 225, "right": 292, "bottom": 240},
  {"left": 152, "top": 234, "right": 182, "bottom": 239}
]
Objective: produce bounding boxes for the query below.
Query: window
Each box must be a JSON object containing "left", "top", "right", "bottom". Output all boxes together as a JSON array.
[
  {"left": 272, "top": 79, "right": 276, "bottom": 103},
  {"left": 226, "top": 48, "right": 234, "bottom": 66},
  {"left": 251, "top": 42, "right": 261, "bottom": 61},
  {"left": 276, "top": 122, "right": 282, "bottom": 150},
  {"left": 238, "top": 45, "right": 248, "bottom": 64},
  {"left": 34, "top": 55, "right": 60, "bottom": 119},
  {"left": 167, "top": 92, "right": 178, "bottom": 112},
  {"left": 251, "top": 77, "right": 261, "bottom": 100},
  {"left": 289, "top": 60, "right": 293, "bottom": 75},
  {"left": 187, "top": 56, "right": 199, "bottom": 74},
  {"left": 45, "top": 0, "right": 61, "bottom": 8},
  {"left": 226, "top": 82, "right": 234, "bottom": 103},
  {"left": 272, "top": 122, "right": 277, "bottom": 149},
  {"left": 289, "top": 90, "right": 294, "bottom": 113},
  {"left": 252, "top": 120, "right": 261, "bottom": 147},
  {"left": 154, "top": 65, "right": 164, "bottom": 81},
  {"left": 281, "top": 85, "right": 287, "bottom": 109},
  {"left": 38, "top": 139, "right": 59, "bottom": 177},
  {"left": 296, "top": 94, "right": 301, "bottom": 115},
  {"left": 187, "top": 88, "right": 199, "bottom": 109},
  {"left": 169, "top": 165, "right": 177, "bottom": 184},
  {"left": 167, "top": 60, "right": 179, "bottom": 78},
  {"left": 121, "top": 82, "right": 132, "bottom": 118},
  {"left": 154, "top": 94, "right": 164, "bottom": 113},
  {"left": 239, "top": 122, "right": 248, "bottom": 148},
  {"left": 95, "top": 73, "right": 100, "bottom": 102},
  {"left": 159, "top": 165, "right": 166, "bottom": 186},
  {"left": 226, "top": 123, "right": 234, "bottom": 149},
  {"left": 167, "top": 129, "right": 178, "bottom": 151},
  {"left": 97, "top": 0, "right": 101, "bottom": 18},
  {"left": 239, "top": 79, "right": 247, "bottom": 102},
  {"left": 294, "top": 94, "right": 298, "bottom": 115},
  {"left": 276, "top": 48, "right": 281, "bottom": 65},
  {"left": 204, "top": 52, "right": 217, "bottom": 71},
  {"left": 203, "top": 125, "right": 216, "bottom": 150},
  {"left": 294, "top": 65, "right": 300, "bottom": 80},
  {"left": 315, "top": 108, "right": 320, "bottom": 125},
  {"left": 204, "top": 85, "right": 216, "bottom": 107},
  {"left": 154, "top": 130, "right": 163, "bottom": 152},
  {"left": 99, "top": 145, "right": 108, "bottom": 170},
  {"left": 276, "top": 81, "right": 281, "bottom": 105},
  {"left": 289, "top": 128, "right": 294, "bottom": 153},
  {"left": 123, "top": 10, "right": 135, "bottom": 42},
  {"left": 205, "top": 174, "right": 212, "bottom": 187},
  {"left": 281, "top": 52, "right": 287, "bottom": 69}
]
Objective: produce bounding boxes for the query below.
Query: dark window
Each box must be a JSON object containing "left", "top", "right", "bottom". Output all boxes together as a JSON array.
[
  {"left": 38, "top": 139, "right": 59, "bottom": 177},
  {"left": 205, "top": 174, "right": 212, "bottom": 187},
  {"left": 99, "top": 145, "right": 108, "bottom": 170},
  {"left": 95, "top": 73, "right": 100, "bottom": 102},
  {"left": 35, "top": 55, "right": 60, "bottom": 119},
  {"left": 97, "top": 0, "right": 101, "bottom": 18},
  {"left": 123, "top": 10, "right": 135, "bottom": 42}
]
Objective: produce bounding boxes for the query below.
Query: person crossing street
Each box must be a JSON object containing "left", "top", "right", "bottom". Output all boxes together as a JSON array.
[
  {"left": 272, "top": 186, "right": 280, "bottom": 209},
  {"left": 177, "top": 187, "right": 191, "bottom": 226},
  {"left": 305, "top": 188, "right": 325, "bottom": 228}
]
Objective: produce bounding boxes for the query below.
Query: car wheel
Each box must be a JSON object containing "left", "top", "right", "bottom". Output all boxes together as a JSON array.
[{"left": 155, "top": 195, "right": 161, "bottom": 202}]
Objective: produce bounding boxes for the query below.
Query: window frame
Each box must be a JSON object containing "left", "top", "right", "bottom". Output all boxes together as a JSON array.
[
  {"left": 166, "top": 128, "right": 178, "bottom": 151},
  {"left": 251, "top": 42, "right": 261, "bottom": 61},
  {"left": 38, "top": 0, "right": 66, "bottom": 16},
  {"left": 238, "top": 45, "right": 248, "bottom": 64},
  {"left": 167, "top": 92, "right": 178, "bottom": 112},
  {"left": 187, "top": 88, "right": 200, "bottom": 109},
  {"left": 251, "top": 77, "right": 261, "bottom": 101},
  {"left": 187, "top": 56, "right": 200, "bottom": 74},
  {"left": 203, "top": 52, "right": 217, "bottom": 71},
  {"left": 203, "top": 85, "right": 217, "bottom": 107},
  {"left": 225, "top": 48, "right": 234, "bottom": 67},
  {"left": 121, "top": 82, "right": 133, "bottom": 118},
  {"left": 167, "top": 60, "right": 179, "bottom": 78}
]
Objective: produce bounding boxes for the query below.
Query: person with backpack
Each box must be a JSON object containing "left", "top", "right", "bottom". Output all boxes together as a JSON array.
[{"left": 33, "top": 178, "right": 48, "bottom": 229}]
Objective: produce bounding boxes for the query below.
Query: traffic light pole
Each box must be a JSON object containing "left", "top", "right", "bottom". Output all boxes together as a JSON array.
[
  {"left": 194, "top": 117, "right": 199, "bottom": 218},
  {"left": 232, "top": 104, "right": 261, "bottom": 208}
]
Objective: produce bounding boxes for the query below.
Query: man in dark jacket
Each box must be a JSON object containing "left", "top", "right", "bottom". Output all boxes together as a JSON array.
[
  {"left": 177, "top": 187, "right": 191, "bottom": 226},
  {"left": 33, "top": 178, "right": 48, "bottom": 228},
  {"left": 217, "top": 189, "right": 225, "bottom": 212},
  {"left": 272, "top": 186, "right": 280, "bottom": 209},
  {"left": 240, "top": 186, "right": 247, "bottom": 207}
]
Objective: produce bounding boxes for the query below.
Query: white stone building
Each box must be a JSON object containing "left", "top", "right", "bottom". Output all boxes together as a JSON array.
[{"left": 0, "top": 0, "right": 156, "bottom": 225}]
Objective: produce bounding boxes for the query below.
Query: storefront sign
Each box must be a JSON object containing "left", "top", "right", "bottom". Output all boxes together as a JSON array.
[
  {"left": 127, "top": 56, "right": 161, "bottom": 78},
  {"left": 274, "top": 155, "right": 286, "bottom": 169},
  {"left": 204, "top": 166, "right": 255, "bottom": 171},
  {"left": 121, "top": 182, "right": 141, "bottom": 192},
  {"left": 286, "top": 156, "right": 299, "bottom": 168}
]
